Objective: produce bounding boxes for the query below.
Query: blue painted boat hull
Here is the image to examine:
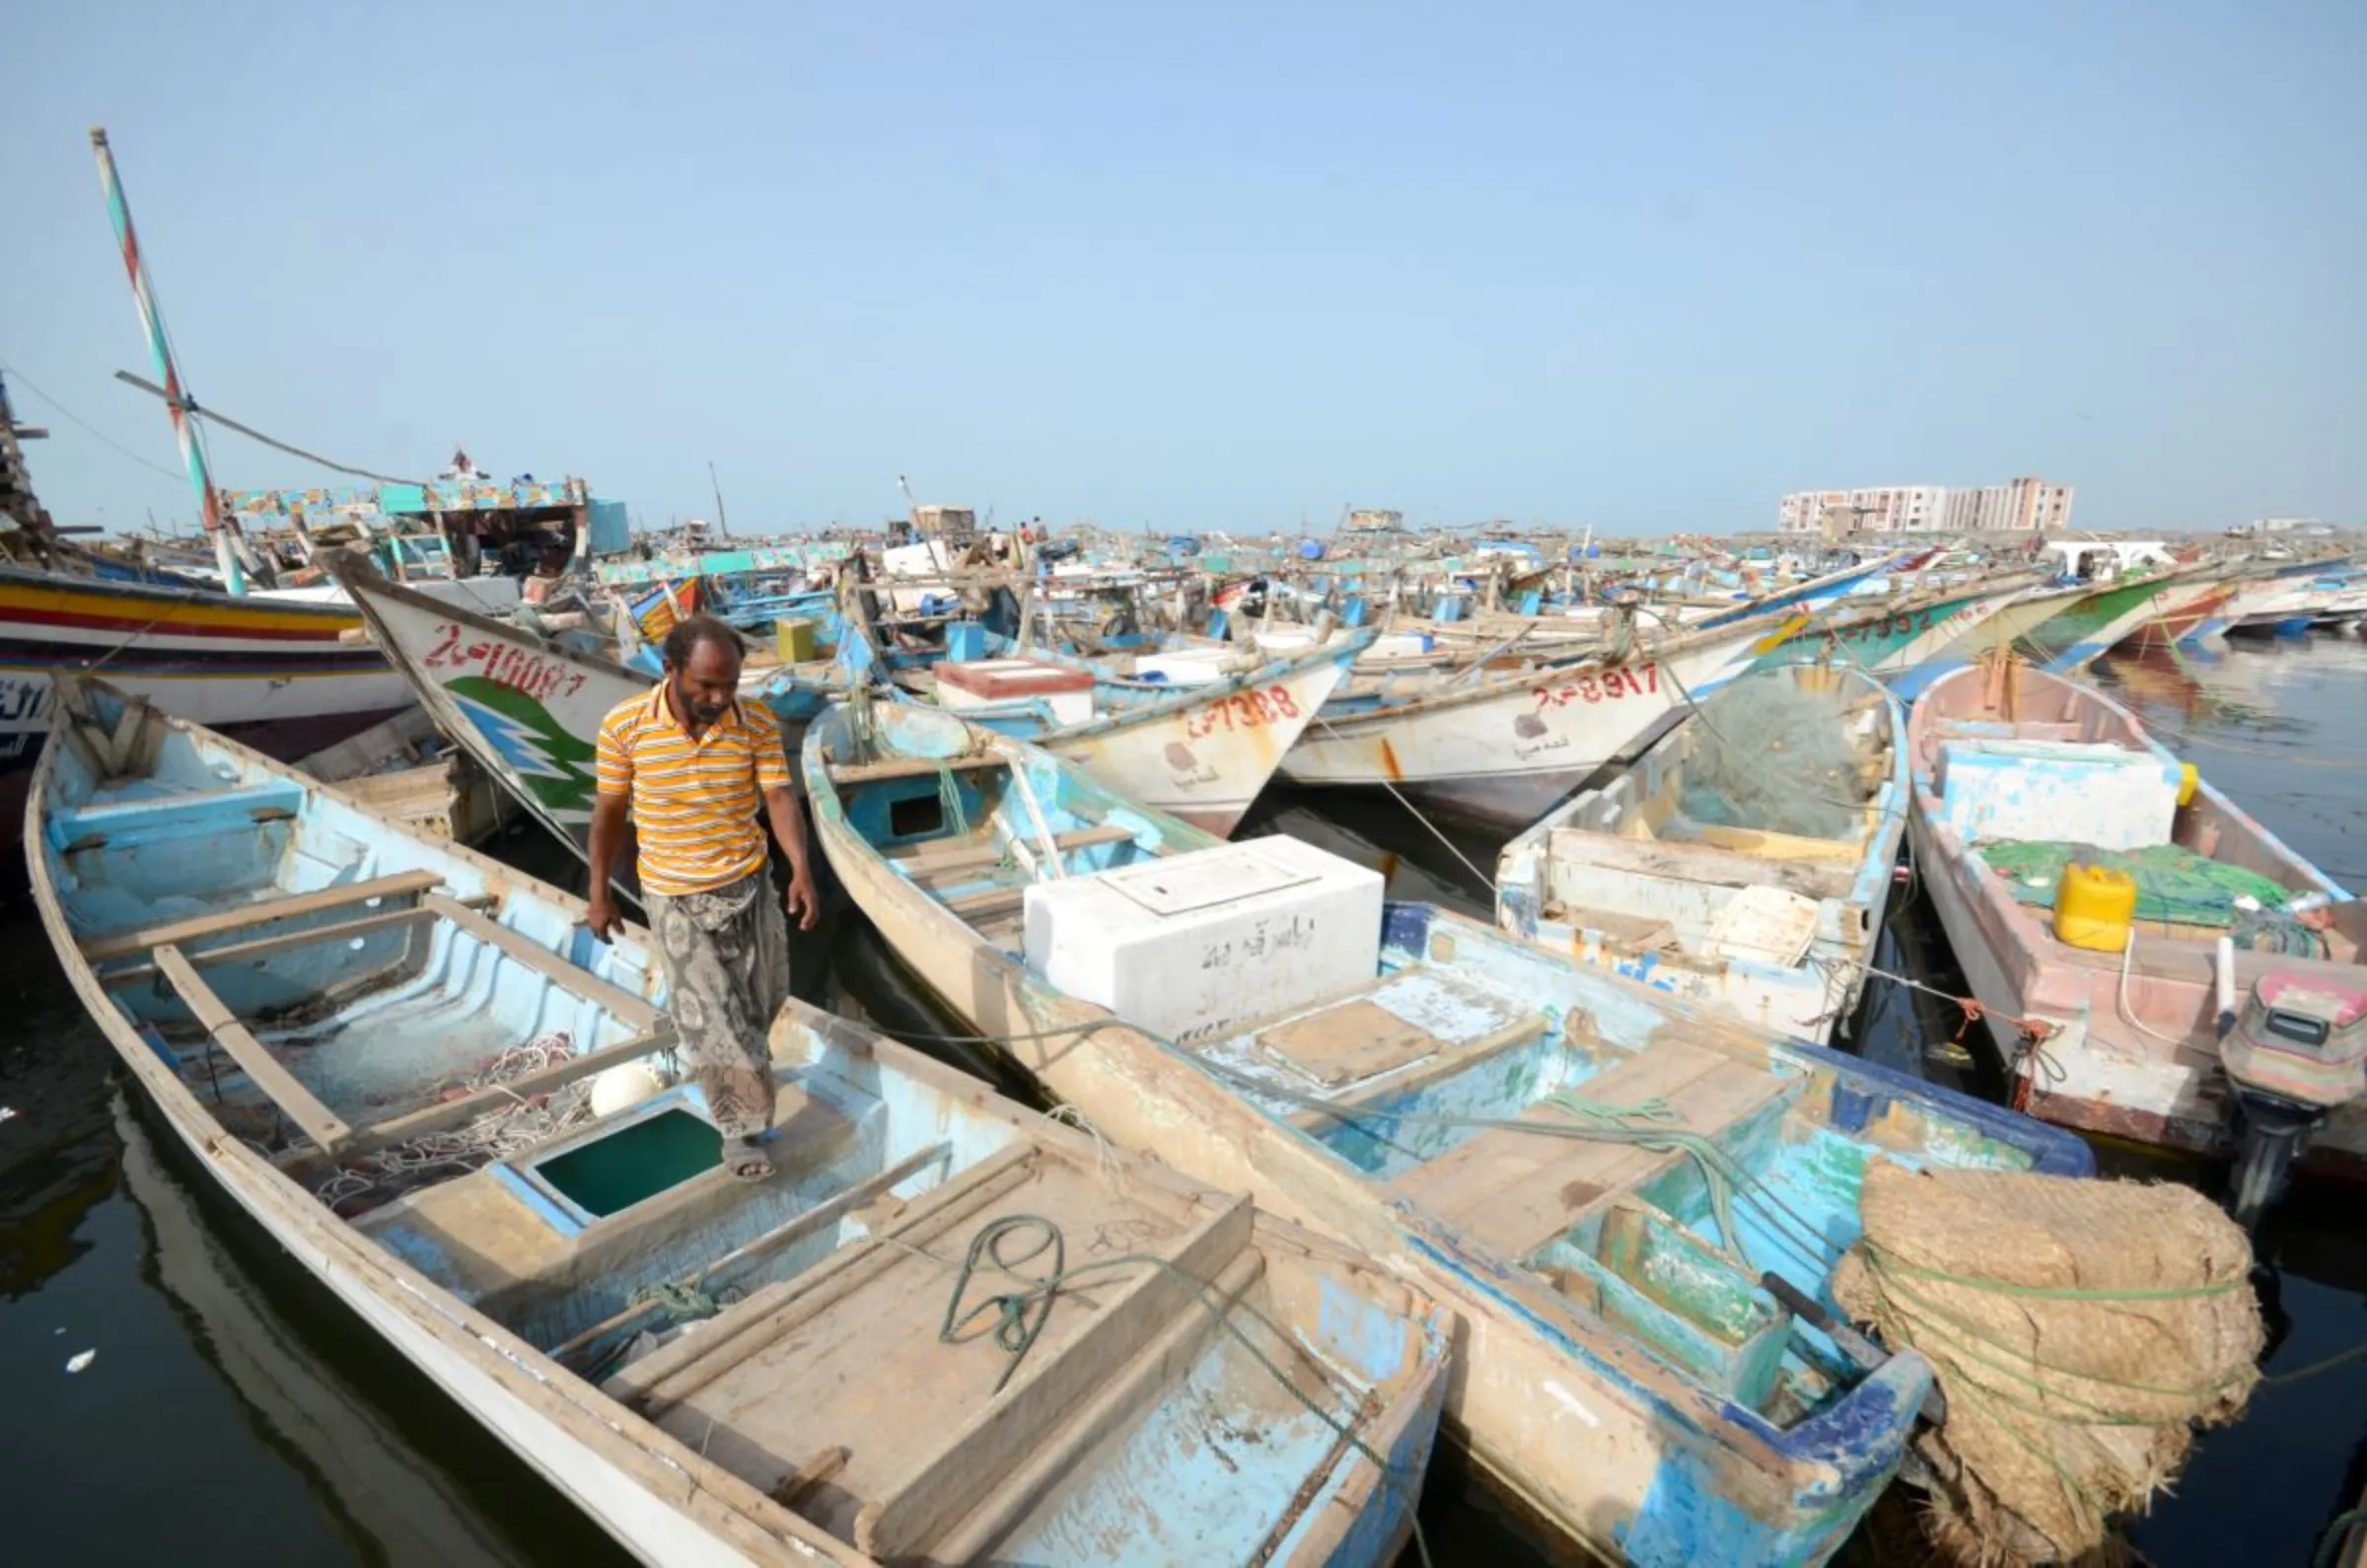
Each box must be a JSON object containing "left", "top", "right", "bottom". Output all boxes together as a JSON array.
[{"left": 30, "top": 677, "right": 1453, "bottom": 1568}]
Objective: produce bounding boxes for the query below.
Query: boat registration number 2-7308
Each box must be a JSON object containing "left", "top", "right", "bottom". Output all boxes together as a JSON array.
[
  {"left": 1533, "top": 665, "right": 1661, "bottom": 708},
  {"left": 1184, "top": 685, "right": 1302, "bottom": 738}
]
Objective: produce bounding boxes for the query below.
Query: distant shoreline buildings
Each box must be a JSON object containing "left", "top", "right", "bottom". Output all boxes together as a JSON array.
[{"left": 1777, "top": 477, "right": 2074, "bottom": 535}]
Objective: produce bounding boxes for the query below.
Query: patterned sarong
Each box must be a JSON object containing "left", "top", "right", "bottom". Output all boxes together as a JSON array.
[{"left": 643, "top": 868, "right": 787, "bottom": 1141}]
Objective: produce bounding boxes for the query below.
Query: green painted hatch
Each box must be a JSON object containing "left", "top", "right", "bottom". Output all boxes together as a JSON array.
[{"left": 536, "top": 1107, "right": 721, "bottom": 1217}]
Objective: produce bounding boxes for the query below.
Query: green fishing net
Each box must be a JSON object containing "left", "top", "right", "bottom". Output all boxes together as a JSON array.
[
  {"left": 1676, "top": 678, "right": 1869, "bottom": 840},
  {"left": 1979, "top": 839, "right": 2293, "bottom": 929}
]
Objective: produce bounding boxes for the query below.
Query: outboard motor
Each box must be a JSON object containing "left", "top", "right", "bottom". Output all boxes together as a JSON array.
[{"left": 2221, "top": 971, "right": 2367, "bottom": 1228}]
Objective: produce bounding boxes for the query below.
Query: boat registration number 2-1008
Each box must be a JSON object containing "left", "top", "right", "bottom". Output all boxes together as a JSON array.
[
  {"left": 421, "top": 621, "right": 592, "bottom": 705},
  {"left": 1184, "top": 685, "right": 1302, "bottom": 738},
  {"left": 1533, "top": 665, "right": 1661, "bottom": 708}
]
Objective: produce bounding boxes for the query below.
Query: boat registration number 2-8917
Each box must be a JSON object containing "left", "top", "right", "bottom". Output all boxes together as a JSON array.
[
  {"left": 1184, "top": 685, "right": 1302, "bottom": 738},
  {"left": 1533, "top": 665, "right": 1661, "bottom": 708}
]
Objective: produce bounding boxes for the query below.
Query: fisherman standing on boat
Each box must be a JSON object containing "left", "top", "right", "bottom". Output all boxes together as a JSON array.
[{"left": 585, "top": 615, "right": 821, "bottom": 1180}]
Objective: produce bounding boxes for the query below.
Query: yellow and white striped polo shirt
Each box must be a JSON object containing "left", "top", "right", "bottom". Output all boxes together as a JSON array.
[{"left": 595, "top": 685, "right": 791, "bottom": 896}]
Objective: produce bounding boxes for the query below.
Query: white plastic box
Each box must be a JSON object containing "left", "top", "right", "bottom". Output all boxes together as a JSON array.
[
  {"left": 1023, "top": 836, "right": 1385, "bottom": 1041},
  {"left": 1934, "top": 738, "right": 2183, "bottom": 850}
]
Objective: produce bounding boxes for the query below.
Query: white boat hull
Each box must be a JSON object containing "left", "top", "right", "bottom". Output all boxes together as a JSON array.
[
  {"left": 337, "top": 559, "right": 1352, "bottom": 861},
  {"left": 1497, "top": 668, "right": 1910, "bottom": 1046},
  {"left": 1280, "top": 622, "right": 1785, "bottom": 827},
  {"left": 0, "top": 566, "right": 414, "bottom": 768}
]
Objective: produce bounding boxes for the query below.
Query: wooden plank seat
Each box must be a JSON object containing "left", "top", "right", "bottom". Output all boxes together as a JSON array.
[
  {"left": 153, "top": 943, "right": 355, "bottom": 1156},
  {"left": 1545, "top": 827, "right": 1856, "bottom": 902},
  {"left": 608, "top": 1138, "right": 1265, "bottom": 1561},
  {"left": 943, "top": 884, "right": 1031, "bottom": 923},
  {"left": 971, "top": 911, "right": 1027, "bottom": 953},
  {"left": 888, "top": 823, "right": 1137, "bottom": 883},
  {"left": 79, "top": 870, "right": 445, "bottom": 962},
  {"left": 46, "top": 780, "right": 306, "bottom": 850},
  {"left": 99, "top": 893, "right": 500, "bottom": 987},
  {"left": 422, "top": 894, "right": 660, "bottom": 1030},
  {"left": 1284, "top": 1008, "right": 1552, "bottom": 1133},
  {"left": 295, "top": 1024, "right": 681, "bottom": 1175},
  {"left": 1536, "top": 905, "right": 1681, "bottom": 956},
  {"left": 827, "top": 752, "right": 1009, "bottom": 786},
  {"left": 112, "top": 881, "right": 666, "bottom": 1166},
  {"left": 1178, "top": 966, "right": 1551, "bottom": 1131},
  {"left": 1388, "top": 1038, "right": 1796, "bottom": 1261}
]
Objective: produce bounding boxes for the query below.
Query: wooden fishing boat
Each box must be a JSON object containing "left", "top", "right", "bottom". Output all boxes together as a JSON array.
[
  {"left": 1906, "top": 662, "right": 2367, "bottom": 1189},
  {"left": 1750, "top": 573, "right": 2086, "bottom": 701},
  {"left": 2119, "top": 568, "right": 2259, "bottom": 650},
  {"left": 27, "top": 676, "right": 1450, "bottom": 1567},
  {"left": 2020, "top": 560, "right": 2219, "bottom": 674},
  {"left": 1496, "top": 665, "right": 1908, "bottom": 1045},
  {"left": 803, "top": 696, "right": 2094, "bottom": 1565},
  {"left": 0, "top": 564, "right": 411, "bottom": 764},
  {"left": 329, "top": 552, "right": 1360, "bottom": 856},
  {"left": 1277, "top": 612, "right": 1806, "bottom": 829},
  {"left": 850, "top": 621, "right": 1369, "bottom": 835},
  {"left": 2203, "top": 558, "right": 2344, "bottom": 641},
  {"left": 294, "top": 705, "right": 509, "bottom": 845}
]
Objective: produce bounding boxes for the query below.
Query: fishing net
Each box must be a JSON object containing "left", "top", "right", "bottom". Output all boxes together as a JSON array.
[
  {"left": 1833, "top": 1162, "right": 2262, "bottom": 1566},
  {"left": 1670, "top": 676, "right": 1877, "bottom": 841},
  {"left": 312, "top": 1033, "right": 600, "bottom": 1215},
  {"left": 1979, "top": 840, "right": 2294, "bottom": 929}
]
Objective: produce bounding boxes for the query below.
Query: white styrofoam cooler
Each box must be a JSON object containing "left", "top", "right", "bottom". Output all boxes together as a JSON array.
[
  {"left": 1023, "top": 835, "right": 1385, "bottom": 1042},
  {"left": 1934, "top": 738, "right": 2183, "bottom": 850}
]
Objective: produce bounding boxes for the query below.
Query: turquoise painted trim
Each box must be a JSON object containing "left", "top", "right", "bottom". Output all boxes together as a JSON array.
[{"left": 489, "top": 1160, "right": 593, "bottom": 1239}]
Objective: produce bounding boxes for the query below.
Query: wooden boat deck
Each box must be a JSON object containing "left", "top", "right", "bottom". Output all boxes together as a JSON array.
[
  {"left": 1188, "top": 962, "right": 1800, "bottom": 1261},
  {"left": 603, "top": 1150, "right": 1323, "bottom": 1558},
  {"left": 1388, "top": 1037, "right": 1795, "bottom": 1260}
]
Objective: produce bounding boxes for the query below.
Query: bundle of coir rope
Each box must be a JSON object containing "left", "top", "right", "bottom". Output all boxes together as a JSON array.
[{"left": 1833, "top": 1161, "right": 2263, "bottom": 1565}]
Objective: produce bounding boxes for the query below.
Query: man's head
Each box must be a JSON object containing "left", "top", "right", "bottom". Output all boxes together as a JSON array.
[{"left": 662, "top": 615, "right": 744, "bottom": 729}]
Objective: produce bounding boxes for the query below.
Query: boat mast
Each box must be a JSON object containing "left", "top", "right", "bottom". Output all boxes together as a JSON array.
[{"left": 89, "top": 126, "right": 248, "bottom": 596}]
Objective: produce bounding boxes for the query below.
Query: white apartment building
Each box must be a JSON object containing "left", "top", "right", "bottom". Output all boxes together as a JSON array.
[
  {"left": 1777, "top": 477, "right": 2074, "bottom": 535},
  {"left": 1776, "top": 486, "right": 1949, "bottom": 535}
]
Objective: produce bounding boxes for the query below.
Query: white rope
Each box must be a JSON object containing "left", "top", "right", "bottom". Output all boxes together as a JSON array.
[
  {"left": 2116, "top": 928, "right": 2191, "bottom": 1047},
  {"left": 315, "top": 1032, "right": 593, "bottom": 1208},
  {"left": 1043, "top": 1103, "right": 1132, "bottom": 1195}
]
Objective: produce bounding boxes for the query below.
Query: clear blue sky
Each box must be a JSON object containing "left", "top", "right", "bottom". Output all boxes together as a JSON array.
[{"left": 4, "top": 0, "right": 2359, "bottom": 535}]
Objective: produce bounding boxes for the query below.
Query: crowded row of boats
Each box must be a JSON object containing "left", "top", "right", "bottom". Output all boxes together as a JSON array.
[
  {"left": 7, "top": 124, "right": 2355, "bottom": 1565},
  {"left": 12, "top": 489, "right": 2362, "bottom": 1564}
]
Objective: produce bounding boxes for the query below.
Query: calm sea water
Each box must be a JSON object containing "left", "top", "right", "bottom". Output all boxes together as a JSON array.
[{"left": 1, "top": 629, "right": 2360, "bottom": 1567}]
